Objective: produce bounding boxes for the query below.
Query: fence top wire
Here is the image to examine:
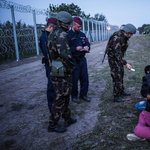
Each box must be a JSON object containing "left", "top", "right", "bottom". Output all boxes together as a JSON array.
[
  {"left": 0, "top": 0, "right": 48, "bottom": 15},
  {"left": 0, "top": 0, "right": 116, "bottom": 28}
]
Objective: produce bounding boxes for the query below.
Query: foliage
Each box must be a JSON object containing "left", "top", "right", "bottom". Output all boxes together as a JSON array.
[
  {"left": 144, "top": 26, "right": 150, "bottom": 32},
  {"left": 0, "top": 20, "right": 33, "bottom": 30},
  {"left": 92, "top": 13, "right": 107, "bottom": 23},
  {"left": 49, "top": 3, "right": 105, "bottom": 20},
  {"left": 138, "top": 24, "right": 150, "bottom": 32}
]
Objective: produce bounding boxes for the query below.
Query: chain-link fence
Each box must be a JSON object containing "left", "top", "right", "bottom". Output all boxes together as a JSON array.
[
  {"left": 0, "top": 0, "right": 119, "bottom": 61},
  {"left": 0, "top": 28, "right": 42, "bottom": 60}
]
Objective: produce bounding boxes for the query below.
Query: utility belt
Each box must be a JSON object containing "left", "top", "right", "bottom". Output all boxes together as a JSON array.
[{"left": 73, "top": 55, "right": 84, "bottom": 64}]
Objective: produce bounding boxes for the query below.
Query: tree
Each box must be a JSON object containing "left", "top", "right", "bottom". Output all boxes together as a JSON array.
[
  {"left": 16, "top": 20, "right": 22, "bottom": 29},
  {"left": 49, "top": 3, "right": 91, "bottom": 19},
  {"left": 138, "top": 24, "right": 150, "bottom": 32},
  {"left": 5, "top": 21, "right": 13, "bottom": 29},
  {"left": 23, "top": 23, "right": 27, "bottom": 28},
  {"left": 93, "top": 13, "right": 107, "bottom": 22}
]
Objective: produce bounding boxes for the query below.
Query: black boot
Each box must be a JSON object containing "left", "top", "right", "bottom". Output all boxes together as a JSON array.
[
  {"left": 48, "top": 123, "right": 67, "bottom": 133},
  {"left": 114, "top": 96, "right": 125, "bottom": 102},
  {"left": 79, "top": 96, "right": 91, "bottom": 102},
  {"left": 64, "top": 118, "right": 77, "bottom": 127},
  {"left": 121, "top": 91, "right": 131, "bottom": 96}
]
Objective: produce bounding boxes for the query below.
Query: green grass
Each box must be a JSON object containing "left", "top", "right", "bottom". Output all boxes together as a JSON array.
[{"left": 75, "top": 34, "right": 150, "bottom": 150}]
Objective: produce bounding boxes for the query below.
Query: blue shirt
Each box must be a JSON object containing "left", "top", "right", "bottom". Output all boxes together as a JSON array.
[
  {"left": 68, "top": 29, "right": 90, "bottom": 58},
  {"left": 39, "top": 30, "right": 50, "bottom": 59}
]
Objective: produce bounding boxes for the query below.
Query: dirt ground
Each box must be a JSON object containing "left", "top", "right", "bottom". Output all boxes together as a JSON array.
[{"left": 0, "top": 40, "right": 110, "bottom": 150}]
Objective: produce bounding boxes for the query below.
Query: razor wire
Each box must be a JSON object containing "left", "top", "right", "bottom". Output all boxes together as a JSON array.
[
  {"left": 0, "top": 0, "right": 118, "bottom": 61},
  {"left": 0, "top": 28, "right": 43, "bottom": 60},
  {"left": 0, "top": 0, "right": 48, "bottom": 15}
]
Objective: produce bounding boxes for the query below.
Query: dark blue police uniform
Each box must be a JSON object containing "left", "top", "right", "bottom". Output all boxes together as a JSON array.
[
  {"left": 68, "top": 29, "right": 90, "bottom": 98},
  {"left": 39, "top": 30, "right": 56, "bottom": 112}
]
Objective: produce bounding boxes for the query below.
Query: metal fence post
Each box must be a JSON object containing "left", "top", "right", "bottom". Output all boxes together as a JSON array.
[
  {"left": 92, "top": 20, "right": 94, "bottom": 41},
  {"left": 96, "top": 21, "right": 98, "bottom": 42},
  {"left": 82, "top": 18, "right": 85, "bottom": 33},
  {"left": 32, "top": 10, "right": 39, "bottom": 55},
  {"left": 87, "top": 20, "right": 90, "bottom": 43},
  {"left": 11, "top": 6, "right": 19, "bottom": 61},
  {"left": 99, "top": 22, "right": 101, "bottom": 41}
]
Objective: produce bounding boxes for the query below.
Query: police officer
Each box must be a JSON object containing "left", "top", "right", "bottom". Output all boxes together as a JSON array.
[
  {"left": 68, "top": 17, "right": 91, "bottom": 104},
  {"left": 47, "top": 11, "right": 77, "bottom": 133},
  {"left": 39, "top": 18, "right": 57, "bottom": 112},
  {"left": 106, "top": 23, "right": 136, "bottom": 102}
]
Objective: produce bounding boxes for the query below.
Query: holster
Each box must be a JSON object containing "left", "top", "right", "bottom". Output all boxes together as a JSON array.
[
  {"left": 74, "top": 55, "right": 84, "bottom": 64},
  {"left": 42, "top": 57, "right": 49, "bottom": 66}
]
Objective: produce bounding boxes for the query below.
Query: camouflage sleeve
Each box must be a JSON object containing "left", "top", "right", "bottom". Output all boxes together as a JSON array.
[
  {"left": 112, "top": 35, "right": 127, "bottom": 65},
  {"left": 56, "top": 31, "right": 75, "bottom": 73}
]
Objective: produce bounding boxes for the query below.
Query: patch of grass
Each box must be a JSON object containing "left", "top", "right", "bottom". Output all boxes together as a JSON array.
[{"left": 76, "top": 34, "right": 150, "bottom": 149}]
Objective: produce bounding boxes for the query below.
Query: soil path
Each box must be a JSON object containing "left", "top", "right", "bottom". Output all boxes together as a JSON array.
[{"left": 0, "top": 40, "right": 108, "bottom": 150}]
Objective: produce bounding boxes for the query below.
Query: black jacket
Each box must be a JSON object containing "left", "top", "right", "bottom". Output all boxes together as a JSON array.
[{"left": 141, "top": 73, "right": 150, "bottom": 98}]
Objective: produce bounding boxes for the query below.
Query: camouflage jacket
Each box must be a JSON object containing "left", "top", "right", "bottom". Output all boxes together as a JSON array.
[
  {"left": 106, "top": 30, "right": 129, "bottom": 65},
  {"left": 47, "top": 26, "right": 75, "bottom": 74}
]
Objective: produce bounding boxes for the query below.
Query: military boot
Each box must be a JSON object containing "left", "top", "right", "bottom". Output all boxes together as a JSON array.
[
  {"left": 64, "top": 117, "right": 77, "bottom": 127},
  {"left": 48, "top": 123, "right": 67, "bottom": 133},
  {"left": 80, "top": 96, "right": 91, "bottom": 102},
  {"left": 72, "top": 97, "right": 81, "bottom": 104},
  {"left": 121, "top": 91, "right": 131, "bottom": 96},
  {"left": 114, "top": 96, "right": 125, "bottom": 102}
]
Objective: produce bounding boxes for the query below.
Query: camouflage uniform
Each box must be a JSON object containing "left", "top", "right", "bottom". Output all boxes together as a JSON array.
[
  {"left": 47, "top": 26, "right": 75, "bottom": 125},
  {"left": 106, "top": 30, "right": 129, "bottom": 97}
]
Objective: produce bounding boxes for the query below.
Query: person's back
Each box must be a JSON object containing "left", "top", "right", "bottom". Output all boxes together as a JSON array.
[
  {"left": 47, "top": 11, "right": 77, "bottom": 133},
  {"left": 39, "top": 18, "right": 57, "bottom": 113},
  {"left": 141, "top": 66, "right": 150, "bottom": 98},
  {"left": 135, "top": 65, "right": 150, "bottom": 112}
]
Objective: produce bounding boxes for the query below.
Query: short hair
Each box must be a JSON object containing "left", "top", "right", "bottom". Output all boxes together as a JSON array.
[
  {"left": 46, "top": 22, "right": 55, "bottom": 28},
  {"left": 144, "top": 65, "right": 150, "bottom": 74}
]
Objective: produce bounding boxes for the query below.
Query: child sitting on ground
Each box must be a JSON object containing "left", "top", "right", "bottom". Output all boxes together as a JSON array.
[
  {"left": 127, "top": 111, "right": 150, "bottom": 141},
  {"left": 135, "top": 65, "right": 150, "bottom": 112},
  {"left": 127, "top": 65, "right": 150, "bottom": 141}
]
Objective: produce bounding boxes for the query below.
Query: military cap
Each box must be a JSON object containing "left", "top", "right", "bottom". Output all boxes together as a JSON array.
[
  {"left": 73, "top": 17, "right": 82, "bottom": 25},
  {"left": 47, "top": 18, "right": 57, "bottom": 25}
]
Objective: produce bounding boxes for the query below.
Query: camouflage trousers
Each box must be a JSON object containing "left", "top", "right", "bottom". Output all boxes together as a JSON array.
[
  {"left": 49, "top": 75, "right": 72, "bottom": 125},
  {"left": 108, "top": 57, "right": 124, "bottom": 97}
]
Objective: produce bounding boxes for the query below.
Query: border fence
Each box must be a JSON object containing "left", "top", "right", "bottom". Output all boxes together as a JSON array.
[{"left": 0, "top": 0, "right": 119, "bottom": 61}]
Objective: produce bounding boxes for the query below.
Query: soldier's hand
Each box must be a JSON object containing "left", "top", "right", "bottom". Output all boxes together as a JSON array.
[
  {"left": 76, "top": 46, "right": 82, "bottom": 51},
  {"left": 126, "top": 63, "right": 132, "bottom": 70}
]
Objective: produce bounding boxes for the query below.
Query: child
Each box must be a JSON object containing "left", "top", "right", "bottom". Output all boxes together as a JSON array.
[
  {"left": 135, "top": 65, "right": 150, "bottom": 112},
  {"left": 127, "top": 111, "right": 150, "bottom": 141},
  {"left": 126, "top": 65, "right": 150, "bottom": 141}
]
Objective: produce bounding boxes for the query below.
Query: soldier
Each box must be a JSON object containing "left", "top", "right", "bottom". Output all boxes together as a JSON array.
[
  {"left": 47, "top": 11, "right": 77, "bottom": 133},
  {"left": 68, "top": 17, "right": 91, "bottom": 104},
  {"left": 39, "top": 18, "right": 57, "bottom": 112},
  {"left": 105, "top": 23, "right": 136, "bottom": 102}
]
